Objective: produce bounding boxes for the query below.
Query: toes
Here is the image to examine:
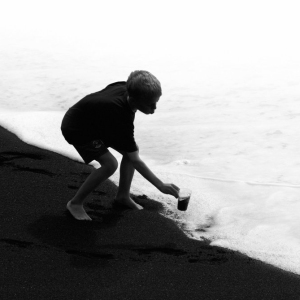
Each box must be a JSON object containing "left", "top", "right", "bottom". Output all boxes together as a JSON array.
[
  {"left": 76, "top": 214, "right": 92, "bottom": 221},
  {"left": 66, "top": 201, "right": 92, "bottom": 221},
  {"left": 114, "top": 198, "right": 143, "bottom": 210}
]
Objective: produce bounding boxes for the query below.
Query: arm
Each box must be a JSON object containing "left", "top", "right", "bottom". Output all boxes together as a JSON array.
[{"left": 127, "top": 151, "right": 179, "bottom": 198}]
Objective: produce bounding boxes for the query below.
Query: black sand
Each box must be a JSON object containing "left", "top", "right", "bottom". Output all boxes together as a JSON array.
[{"left": 1, "top": 125, "right": 300, "bottom": 300}]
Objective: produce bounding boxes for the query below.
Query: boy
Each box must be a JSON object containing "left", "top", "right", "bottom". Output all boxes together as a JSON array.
[{"left": 61, "top": 70, "right": 179, "bottom": 221}]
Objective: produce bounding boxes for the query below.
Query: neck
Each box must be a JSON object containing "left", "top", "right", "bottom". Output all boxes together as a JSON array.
[{"left": 127, "top": 96, "right": 137, "bottom": 112}]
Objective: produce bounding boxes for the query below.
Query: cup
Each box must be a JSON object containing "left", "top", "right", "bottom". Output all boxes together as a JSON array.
[{"left": 177, "top": 188, "right": 192, "bottom": 211}]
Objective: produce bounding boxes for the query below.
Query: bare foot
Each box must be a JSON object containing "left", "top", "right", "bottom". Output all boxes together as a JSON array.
[
  {"left": 114, "top": 197, "right": 143, "bottom": 210},
  {"left": 66, "top": 200, "right": 92, "bottom": 221}
]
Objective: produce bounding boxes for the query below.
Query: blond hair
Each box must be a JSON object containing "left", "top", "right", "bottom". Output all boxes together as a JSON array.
[{"left": 127, "top": 70, "right": 162, "bottom": 101}]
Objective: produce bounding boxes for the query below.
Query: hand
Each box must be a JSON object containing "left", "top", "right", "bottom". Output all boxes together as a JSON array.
[{"left": 158, "top": 183, "right": 180, "bottom": 198}]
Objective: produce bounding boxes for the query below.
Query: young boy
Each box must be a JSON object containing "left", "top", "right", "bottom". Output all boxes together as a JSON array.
[{"left": 61, "top": 70, "right": 179, "bottom": 221}]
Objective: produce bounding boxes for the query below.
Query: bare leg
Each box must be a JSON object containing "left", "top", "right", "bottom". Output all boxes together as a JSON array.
[
  {"left": 67, "top": 152, "right": 118, "bottom": 220},
  {"left": 115, "top": 154, "right": 143, "bottom": 210}
]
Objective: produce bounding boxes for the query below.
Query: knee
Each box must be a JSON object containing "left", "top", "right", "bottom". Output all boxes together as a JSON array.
[{"left": 102, "top": 155, "right": 118, "bottom": 176}]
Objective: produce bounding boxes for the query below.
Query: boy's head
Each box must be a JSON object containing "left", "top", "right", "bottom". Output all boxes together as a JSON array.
[{"left": 127, "top": 70, "right": 162, "bottom": 115}]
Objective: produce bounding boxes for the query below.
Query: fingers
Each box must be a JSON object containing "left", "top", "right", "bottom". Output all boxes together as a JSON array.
[
  {"left": 171, "top": 184, "right": 180, "bottom": 192},
  {"left": 170, "top": 184, "right": 180, "bottom": 198},
  {"left": 160, "top": 183, "right": 180, "bottom": 198}
]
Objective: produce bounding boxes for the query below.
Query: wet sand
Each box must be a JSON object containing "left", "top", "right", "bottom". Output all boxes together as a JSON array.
[{"left": 1, "top": 125, "right": 300, "bottom": 300}]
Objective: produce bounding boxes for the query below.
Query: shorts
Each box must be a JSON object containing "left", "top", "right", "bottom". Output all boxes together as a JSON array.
[{"left": 73, "top": 139, "right": 109, "bottom": 164}]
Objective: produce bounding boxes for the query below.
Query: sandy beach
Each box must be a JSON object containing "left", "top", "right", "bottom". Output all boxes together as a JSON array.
[{"left": 1, "top": 125, "right": 300, "bottom": 300}]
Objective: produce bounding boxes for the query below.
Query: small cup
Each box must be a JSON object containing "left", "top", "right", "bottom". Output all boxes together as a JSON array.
[{"left": 177, "top": 188, "right": 192, "bottom": 211}]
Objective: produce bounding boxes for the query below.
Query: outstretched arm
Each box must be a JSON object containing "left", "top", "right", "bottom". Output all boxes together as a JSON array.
[{"left": 126, "top": 151, "right": 179, "bottom": 198}]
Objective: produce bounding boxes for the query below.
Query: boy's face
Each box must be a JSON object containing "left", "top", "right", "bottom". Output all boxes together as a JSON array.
[{"left": 134, "top": 97, "right": 160, "bottom": 115}]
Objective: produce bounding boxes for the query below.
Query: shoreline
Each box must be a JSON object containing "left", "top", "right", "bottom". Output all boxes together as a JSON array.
[{"left": 1, "top": 125, "right": 300, "bottom": 299}]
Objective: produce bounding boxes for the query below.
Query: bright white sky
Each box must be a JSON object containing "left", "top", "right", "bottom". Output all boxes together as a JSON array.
[{"left": 1, "top": 0, "right": 300, "bottom": 64}]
